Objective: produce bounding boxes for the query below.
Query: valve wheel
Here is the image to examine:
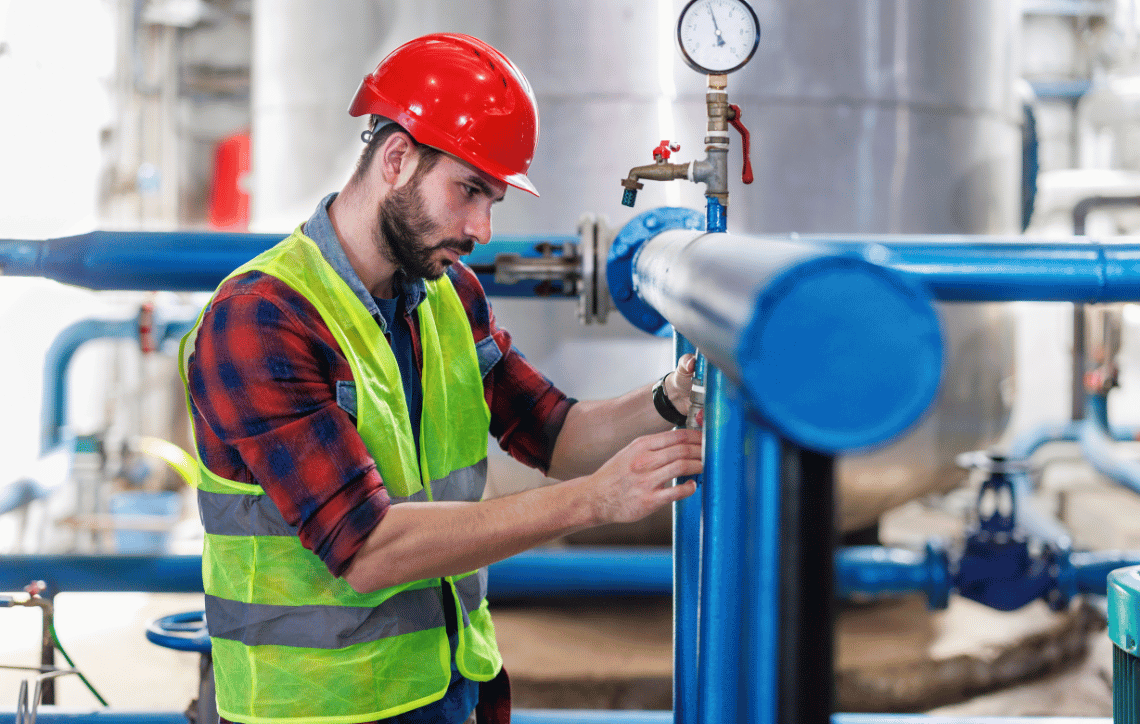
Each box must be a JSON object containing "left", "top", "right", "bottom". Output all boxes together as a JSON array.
[{"left": 146, "top": 610, "right": 211, "bottom": 653}]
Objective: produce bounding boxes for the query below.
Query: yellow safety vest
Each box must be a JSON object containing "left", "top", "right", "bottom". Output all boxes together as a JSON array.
[{"left": 178, "top": 229, "right": 499, "bottom": 724}]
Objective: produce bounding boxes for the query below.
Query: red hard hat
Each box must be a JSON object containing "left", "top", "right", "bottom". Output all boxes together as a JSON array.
[{"left": 349, "top": 33, "right": 540, "bottom": 197}]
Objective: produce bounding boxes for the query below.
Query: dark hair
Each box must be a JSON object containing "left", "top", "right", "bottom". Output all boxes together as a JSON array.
[{"left": 351, "top": 115, "right": 444, "bottom": 185}]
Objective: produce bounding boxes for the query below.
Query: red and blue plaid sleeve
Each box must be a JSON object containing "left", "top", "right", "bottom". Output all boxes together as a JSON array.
[
  {"left": 447, "top": 263, "right": 575, "bottom": 472},
  {"left": 185, "top": 271, "right": 390, "bottom": 577}
]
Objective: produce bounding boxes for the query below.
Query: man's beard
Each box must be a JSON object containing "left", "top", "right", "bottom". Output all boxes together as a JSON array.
[{"left": 376, "top": 178, "right": 475, "bottom": 281}]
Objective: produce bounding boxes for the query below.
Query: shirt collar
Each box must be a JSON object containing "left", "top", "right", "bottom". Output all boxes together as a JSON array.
[{"left": 303, "top": 192, "right": 428, "bottom": 331}]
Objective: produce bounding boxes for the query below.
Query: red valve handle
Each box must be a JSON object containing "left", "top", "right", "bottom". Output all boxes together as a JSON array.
[
  {"left": 653, "top": 140, "right": 681, "bottom": 162},
  {"left": 728, "top": 105, "right": 753, "bottom": 185}
]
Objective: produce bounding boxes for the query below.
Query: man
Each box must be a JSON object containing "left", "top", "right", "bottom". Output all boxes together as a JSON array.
[{"left": 180, "top": 33, "right": 701, "bottom": 724}]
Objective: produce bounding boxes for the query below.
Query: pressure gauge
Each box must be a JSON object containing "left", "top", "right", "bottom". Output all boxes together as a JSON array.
[{"left": 676, "top": 0, "right": 760, "bottom": 75}]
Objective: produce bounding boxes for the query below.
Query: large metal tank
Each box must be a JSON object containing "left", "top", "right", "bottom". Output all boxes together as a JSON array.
[{"left": 250, "top": 0, "right": 1019, "bottom": 533}]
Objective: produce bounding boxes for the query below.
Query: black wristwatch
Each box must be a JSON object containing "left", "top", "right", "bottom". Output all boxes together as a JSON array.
[{"left": 652, "top": 373, "right": 688, "bottom": 427}]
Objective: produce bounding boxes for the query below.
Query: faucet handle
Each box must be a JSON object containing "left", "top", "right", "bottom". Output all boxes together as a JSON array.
[
  {"left": 728, "top": 105, "right": 753, "bottom": 184},
  {"left": 653, "top": 140, "right": 681, "bottom": 162}
]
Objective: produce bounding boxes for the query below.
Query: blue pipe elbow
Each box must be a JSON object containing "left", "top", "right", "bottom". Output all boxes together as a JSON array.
[{"left": 1080, "top": 394, "right": 1140, "bottom": 496}]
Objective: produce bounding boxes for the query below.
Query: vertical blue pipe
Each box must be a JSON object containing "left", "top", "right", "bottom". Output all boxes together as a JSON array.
[
  {"left": 748, "top": 422, "right": 782, "bottom": 724},
  {"left": 705, "top": 197, "right": 726, "bottom": 233},
  {"left": 673, "top": 334, "right": 700, "bottom": 724},
  {"left": 697, "top": 365, "right": 747, "bottom": 723}
]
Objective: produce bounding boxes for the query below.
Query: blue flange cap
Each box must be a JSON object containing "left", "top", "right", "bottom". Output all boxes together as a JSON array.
[
  {"left": 607, "top": 207, "right": 705, "bottom": 337},
  {"left": 1109, "top": 565, "right": 1140, "bottom": 654},
  {"left": 739, "top": 254, "right": 943, "bottom": 453}
]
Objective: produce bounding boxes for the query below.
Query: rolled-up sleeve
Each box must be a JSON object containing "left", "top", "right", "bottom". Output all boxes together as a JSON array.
[{"left": 185, "top": 271, "right": 391, "bottom": 577}]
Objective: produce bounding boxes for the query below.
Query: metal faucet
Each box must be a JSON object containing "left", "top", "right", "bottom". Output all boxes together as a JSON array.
[{"left": 621, "top": 74, "right": 752, "bottom": 211}]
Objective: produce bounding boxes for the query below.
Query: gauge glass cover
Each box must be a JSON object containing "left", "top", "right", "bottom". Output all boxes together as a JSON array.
[{"left": 677, "top": 0, "right": 760, "bottom": 75}]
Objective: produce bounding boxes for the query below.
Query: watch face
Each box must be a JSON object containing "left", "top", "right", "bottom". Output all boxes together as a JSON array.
[{"left": 677, "top": 0, "right": 760, "bottom": 75}]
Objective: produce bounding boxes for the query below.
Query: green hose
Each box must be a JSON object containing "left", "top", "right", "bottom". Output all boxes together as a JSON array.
[{"left": 49, "top": 621, "right": 108, "bottom": 706}]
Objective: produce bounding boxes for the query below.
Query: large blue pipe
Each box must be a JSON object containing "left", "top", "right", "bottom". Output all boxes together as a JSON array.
[
  {"left": 616, "top": 219, "right": 945, "bottom": 454},
  {"left": 0, "top": 232, "right": 576, "bottom": 296}
]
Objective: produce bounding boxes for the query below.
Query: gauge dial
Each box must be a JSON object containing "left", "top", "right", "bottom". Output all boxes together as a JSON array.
[{"left": 677, "top": 0, "right": 760, "bottom": 75}]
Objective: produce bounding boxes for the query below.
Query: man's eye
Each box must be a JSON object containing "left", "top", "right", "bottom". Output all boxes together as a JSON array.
[{"left": 463, "top": 185, "right": 479, "bottom": 198}]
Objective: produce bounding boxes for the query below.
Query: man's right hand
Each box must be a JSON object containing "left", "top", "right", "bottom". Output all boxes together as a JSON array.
[{"left": 584, "top": 428, "right": 702, "bottom": 525}]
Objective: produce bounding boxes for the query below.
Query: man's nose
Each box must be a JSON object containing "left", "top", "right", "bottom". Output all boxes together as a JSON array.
[{"left": 465, "top": 206, "right": 493, "bottom": 245}]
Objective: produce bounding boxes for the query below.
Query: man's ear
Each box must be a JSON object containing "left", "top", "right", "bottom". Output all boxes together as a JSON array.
[{"left": 377, "top": 132, "right": 419, "bottom": 187}]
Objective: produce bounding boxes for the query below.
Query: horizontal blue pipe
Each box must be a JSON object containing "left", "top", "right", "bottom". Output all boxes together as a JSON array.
[
  {"left": 627, "top": 227, "right": 944, "bottom": 453},
  {"left": 6, "top": 547, "right": 1137, "bottom": 605},
  {"left": 808, "top": 236, "right": 1140, "bottom": 302},
  {"left": 0, "top": 713, "right": 1110, "bottom": 724},
  {"left": 0, "top": 232, "right": 576, "bottom": 296},
  {"left": 487, "top": 548, "right": 673, "bottom": 598},
  {"left": 1008, "top": 420, "right": 1139, "bottom": 461},
  {"left": 1071, "top": 550, "right": 1140, "bottom": 595},
  {"left": 0, "top": 555, "right": 203, "bottom": 594}
]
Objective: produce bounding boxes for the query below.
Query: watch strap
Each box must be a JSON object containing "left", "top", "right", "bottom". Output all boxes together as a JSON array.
[{"left": 652, "top": 373, "right": 689, "bottom": 428}]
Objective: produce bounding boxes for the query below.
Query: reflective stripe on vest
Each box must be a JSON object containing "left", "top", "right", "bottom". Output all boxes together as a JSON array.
[{"left": 178, "top": 230, "right": 498, "bottom": 724}]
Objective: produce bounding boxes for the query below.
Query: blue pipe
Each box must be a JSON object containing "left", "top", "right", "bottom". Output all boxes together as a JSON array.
[
  {"left": 40, "top": 317, "right": 196, "bottom": 455},
  {"left": 705, "top": 197, "right": 725, "bottom": 234},
  {"left": 0, "top": 711, "right": 1110, "bottom": 724},
  {"left": 747, "top": 421, "right": 782, "bottom": 724},
  {"left": 0, "top": 555, "right": 203, "bottom": 594},
  {"left": 486, "top": 548, "right": 672, "bottom": 598},
  {"left": 697, "top": 367, "right": 748, "bottom": 723},
  {"left": 0, "top": 232, "right": 578, "bottom": 296},
  {"left": 40, "top": 319, "right": 137, "bottom": 454},
  {"left": 837, "top": 543, "right": 952, "bottom": 608},
  {"left": 616, "top": 221, "right": 944, "bottom": 454},
  {"left": 0, "top": 478, "right": 48, "bottom": 517},
  {"left": 7, "top": 546, "right": 1136, "bottom": 604},
  {"left": 809, "top": 236, "right": 1140, "bottom": 303},
  {"left": 1080, "top": 393, "right": 1140, "bottom": 495},
  {"left": 672, "top": 335, "right": 700, "bottom": 724}
]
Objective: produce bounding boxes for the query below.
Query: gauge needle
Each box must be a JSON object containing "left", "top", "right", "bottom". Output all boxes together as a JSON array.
[{"left": 708, "top": 5, "right": 726, "bottom": 45}]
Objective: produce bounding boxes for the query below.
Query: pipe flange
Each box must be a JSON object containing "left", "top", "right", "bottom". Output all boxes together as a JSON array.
[{"left": 607, "top": 207, "right": 705, "bottom": 336}]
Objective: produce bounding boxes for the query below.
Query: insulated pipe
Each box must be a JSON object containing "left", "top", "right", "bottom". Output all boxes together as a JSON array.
[
  {"left": 617, "top": 220, "right": 944, "bottom": 453},
  {"left": 1080, "top": 394, "right": 1140, "bottom": 496}
]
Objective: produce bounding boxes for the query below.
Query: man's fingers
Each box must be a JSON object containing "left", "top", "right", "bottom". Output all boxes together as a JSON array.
[
  {"left": 661, "top": 479, "right": 698, "bottom": 503},
  {"left": 641, "top": 427, "right": 702, "bottom": 451}
]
